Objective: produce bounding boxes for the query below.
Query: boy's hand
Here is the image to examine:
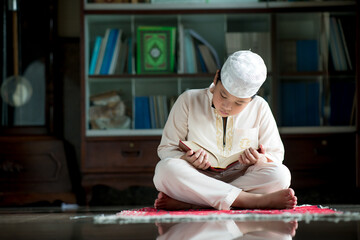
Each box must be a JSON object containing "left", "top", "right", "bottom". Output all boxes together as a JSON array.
[
  {"left": 181, "top": 149, "right": 211, "bottom": 170},
  {"left": 239, "top": 145, "right": 267, "bottom": 165}
]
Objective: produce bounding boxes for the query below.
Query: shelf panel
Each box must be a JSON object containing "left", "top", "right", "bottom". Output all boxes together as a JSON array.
[
  {"left": 86, "top": 126, "right": 356, "bottom": 137},
  {"left": 84, "top": 2, "right": 267, "bottom": 11},
  {"left": 86, "top": 129, "right": 163, "bottom": 137},
  {"left": 84, "top": 1, "right": 356, "bottom": 12},
  {"left": 279, "top": 126, "right": 356, "bottom": 135},
  {"left": 88, "top": 73, "right": 216, "bottom": 79},
  {"left": 268, "top": 1, "right": 356, "bottom": 9}
]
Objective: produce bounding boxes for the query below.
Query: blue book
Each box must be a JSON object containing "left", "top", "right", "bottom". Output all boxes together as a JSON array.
[
  {"left": 282, "top": 81, "right": 321, "bottom": 126},
  {"left": 89, "top": 36, "right": 102, "bottom": 75},
  {"left": 295, "top": 82, "right": 307, "bottom": 125},
  {"left": 100, "top": 29, "right": 119, "bottom": 75},
  {"left": 134, "top": 96, "right": 151, "bottom": 129},
  {"left": 149, "top": 96, "right": 156, "bottom": 129},
  {"left": 306, "top": 81, "right": 320, "bottom": 126},
  {"left": 195, "top": 42, "right": 207, "bottom": 73},
  {"left": 95, "top": 28, "right": 111, "bottom": 74},
  {"left": 184, "top": 29, "right": 197, "bottom": 73},
  {"left": 281, "top": 82, "right": 296, "bottom": 126},
  {"left": 127, "top": 37, "right": 133, "bottom": 74},
  {"left": 329, "top": 81, "right": 355, "bottom": 125},
  {"left": 296, "top": 40, "right": 318, "bottom": 72}
]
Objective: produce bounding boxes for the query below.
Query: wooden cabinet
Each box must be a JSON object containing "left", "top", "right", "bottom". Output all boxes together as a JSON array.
[
  {"left": 282, "top": 132, "right": 356, "bottom": 189},
  {"left": 80, "top": 0, "right": 359, "bottom": 201},
  {"left": 0, "top": 137, "right": 75, "bottom": 206},
  {"left": 84, "top": 138, "right": 160, "bottom": 171},
  {"left": 0, "top": 0, "right": 76, "bottom": 206},
  {"left": 81, "top": 136, "right": 160, "bottom": 201}
]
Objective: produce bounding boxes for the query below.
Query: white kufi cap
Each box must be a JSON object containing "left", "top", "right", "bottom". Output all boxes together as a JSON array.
[{"left": 220, "top": 50, "right": 267, "bottom": 98}]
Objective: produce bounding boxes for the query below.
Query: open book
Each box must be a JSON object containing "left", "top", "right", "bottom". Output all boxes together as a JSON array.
[{"left": 179, "top": 140, "right": 253, "bottom": 171}]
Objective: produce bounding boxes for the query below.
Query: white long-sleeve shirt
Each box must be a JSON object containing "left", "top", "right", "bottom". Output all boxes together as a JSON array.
[{"left": 158, "top": 85, "right": 284, "bottom": 166}]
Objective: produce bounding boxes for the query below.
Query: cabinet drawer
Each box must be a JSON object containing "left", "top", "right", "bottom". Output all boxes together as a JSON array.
[
  {"left": 84, "top": 140, "right": 160, "bottom": 172},
  {"left": 281, "top": 133, "right": 356, "bottom": 188},
  {"left": 282, "top": 133, "right": 355, "bottom": 171},
  {"left": 0, "top": 138, "right": 72, "bottom": 193}
]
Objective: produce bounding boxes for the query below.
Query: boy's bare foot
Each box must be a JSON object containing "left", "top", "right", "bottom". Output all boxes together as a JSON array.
[
  {"left": 236, "top": 220, "right": 298, "bottom": 237},
  {"left": 154, "top": 192, "right": 195, "bottom": 210},
  {"left": 233, "top": 188, "right": 297, "bottom": 209},
  {"left": 155, "top": 222, "right": 177, "bottom": 235},
  {"left": 267, "top": 220, "right": 298, "bottom": 237},
  {"left": 155, "top": 188, "right": 296, "bottom": 210}
]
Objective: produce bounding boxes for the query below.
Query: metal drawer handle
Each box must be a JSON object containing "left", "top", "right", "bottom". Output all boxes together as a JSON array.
[{"left": 121, "top": 149, "right": 141, "bottom": 158}]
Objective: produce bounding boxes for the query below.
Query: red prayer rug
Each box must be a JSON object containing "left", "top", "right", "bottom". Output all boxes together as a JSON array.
[{"left": 93, "top": 205, "right": 360, "bottom": 224}]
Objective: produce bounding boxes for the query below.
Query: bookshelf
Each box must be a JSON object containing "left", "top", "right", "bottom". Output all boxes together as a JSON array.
[{"left": 80, "top": 0, "right": 359, "bottom": 200}]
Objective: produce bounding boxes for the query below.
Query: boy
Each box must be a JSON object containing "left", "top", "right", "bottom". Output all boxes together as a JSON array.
[{"left": 153, "top": 50, "right": 297, "bottom": 210}]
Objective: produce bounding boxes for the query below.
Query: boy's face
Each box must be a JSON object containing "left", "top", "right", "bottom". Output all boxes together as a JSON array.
[{"left": 212, "top": 72, "right": 252, "bottom": 118}]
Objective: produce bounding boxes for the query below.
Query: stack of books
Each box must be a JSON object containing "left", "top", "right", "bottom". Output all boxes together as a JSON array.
[
  {"left": 280, "top": 81, "right": 321, "bottom": 126},
  {"left": 89, "top": 28, "right": 131, "bottom": 75},
  {"left": 134, "top": 95, "right": 175, "bottom": 129},
  {"left": 225, "top": 32, "right": 271, "bottom": 71},
  {"left": 329, "top": 16, "right": 353, "bottom": 71},
  {"left": 279, "top": 39, "right": 319, "bottom": 72},
  {"left": 178, "top": 27, "right": 220, "bottom": 74}
]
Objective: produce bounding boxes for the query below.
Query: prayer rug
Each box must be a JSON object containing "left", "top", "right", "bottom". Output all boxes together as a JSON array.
[{"left": 93, "top": 205, "right": 360, "bottom": 224}]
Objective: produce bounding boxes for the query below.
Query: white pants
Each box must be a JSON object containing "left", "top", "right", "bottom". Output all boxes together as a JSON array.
[
  {"left": 153, "top": 158, "right": 291, "bottom": 210},
  {"left": 157, "top": 221, "right": 292, "bottom": 240}
]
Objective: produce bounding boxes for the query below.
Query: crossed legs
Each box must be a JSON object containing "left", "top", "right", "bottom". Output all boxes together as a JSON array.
[{"left": 153, "top": 158, "right": 297, "bottom": 210}]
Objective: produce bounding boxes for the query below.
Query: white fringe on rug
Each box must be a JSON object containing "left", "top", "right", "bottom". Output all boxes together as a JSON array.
[{"left": 91, "top": 205, "right": 360, "bottom": 224}]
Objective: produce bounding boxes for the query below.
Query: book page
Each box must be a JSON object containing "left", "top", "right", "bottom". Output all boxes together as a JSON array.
[
  {"left": 217, "top": 151, "right": 244, "bottom": 169},
  {"left": 179, "top": 140, "right": 250, "bottom": 169},
  {"left": 179, "top": 140, "right": 219, "bottom": 167}
]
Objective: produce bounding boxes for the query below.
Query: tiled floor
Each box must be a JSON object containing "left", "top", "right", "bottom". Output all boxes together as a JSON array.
[{"left": 0, "top": 205, "right": 360, "bottom": 240}]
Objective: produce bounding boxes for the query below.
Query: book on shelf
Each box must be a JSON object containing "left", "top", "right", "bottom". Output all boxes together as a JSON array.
[
  {"left": 279, "top": 39, "right": 319, "bottom": 72},
  {"left": 337, "top": 18, "right": 352, "bottom": 70},
  {"left": 198, "top": 44, "right": 218, "bottom": 73},
  {"left": 149, "top": 96, "right": 157, "bottom": 129},
  {"left": 336, "top": 15, "right": 355, "bottom": 71},
  {"left": 279, "top": 40, "right": 297, "bottom": 72},
  {"left": 89, "top": 36, "right": 102, "bottom": 75},
  {"left": 134, "top": 96, "right": 152, "bottom": 129},
  {"left": 329, "top": 79, "right": 355, "bottom": 126},
  {"left": 100, "top": 29, "right": 121, "bottom": 74},
  {"left": 181, "top": 28, "right": 220, "bottom": 74},
  {"left": 149, "top": 95, "right": 169, "bottom": 128},
  {"left": 134, "top": 95, "right": 170, "bottom": 129},
  {"left": 91, "top": 28, "right": 132, "bottom": 75},
  {"left": 329, "top": 16, "right": 350, "bottom": 71},
  {"left": 281, "top": 81, "right": 321, "bottom": 126},
  {"left": 225, "top": 32, "right": 271, "bottom": 71},
  {"left": 183, "top": 29, "right": 198, "bottom": 74},
  {"left": 112, "top": 36, "right": 129, "bottom": 75},
  {"left": 94, "top": 28, "right": 111, "bottom": 74},
  {"left": 296, "top": 40, "right": 319, "bottom": 72},
  {"left": 127, "top": 37, "right": 134, "bottom": 74},
  {"left": 194, "top": 43, "right": 207, "bottom": 73},
  {"left": 136, "top": 26, "right": 176, "bottom": 74},
  {"left": 108, "top": 30, "right": 125, "bottom": 74},
  {"left": 320, "top": 12, "right": 329, "bottom": 72},
  {"left": 179, "top": 140, "right": 258, "bottom": 171},
  {"left": 189, "top": 29, "right": 220, "bottom": 69},
  {"left": 177, "top": 24, "right": 185, "bottom": 73}
]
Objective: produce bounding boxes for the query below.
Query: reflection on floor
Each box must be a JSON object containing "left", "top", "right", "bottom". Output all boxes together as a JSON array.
[{"left": 0, "top": 205, "right": 360, "bottom": 240}]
